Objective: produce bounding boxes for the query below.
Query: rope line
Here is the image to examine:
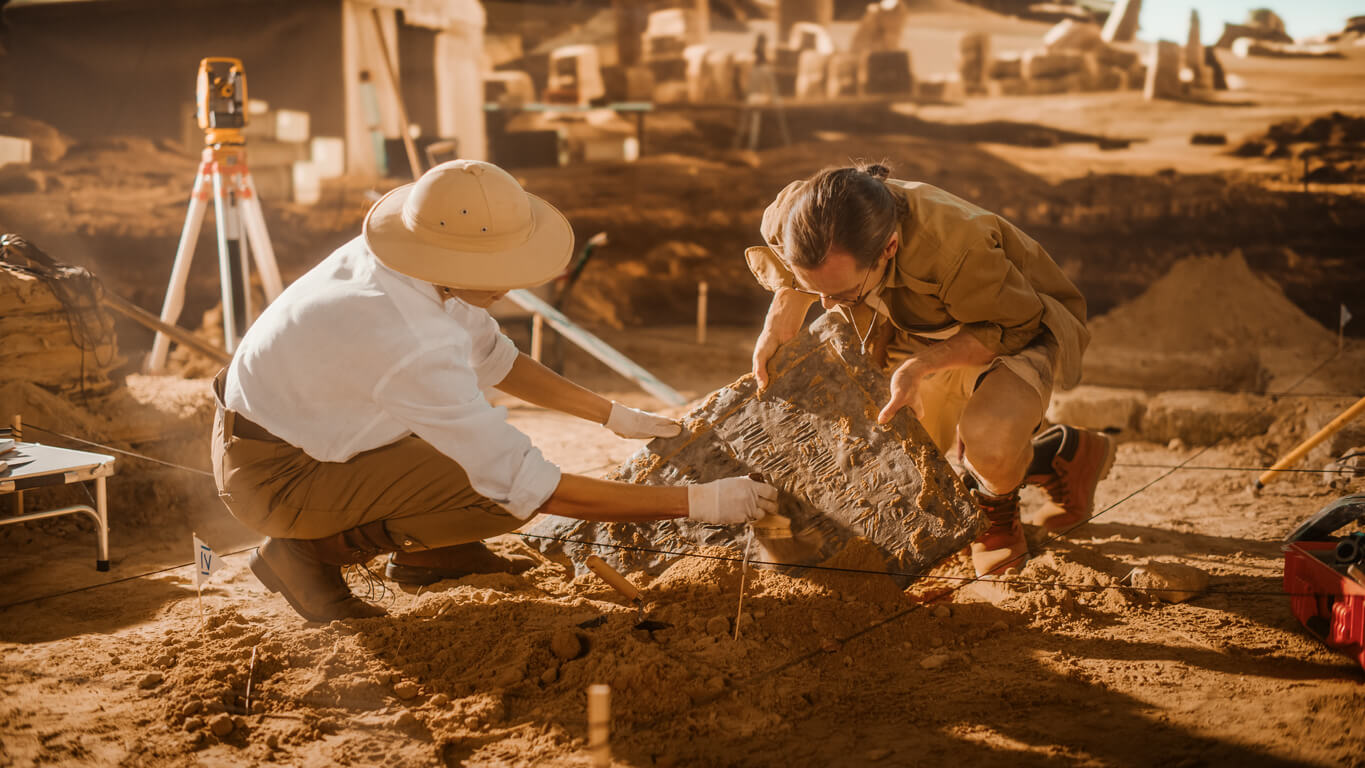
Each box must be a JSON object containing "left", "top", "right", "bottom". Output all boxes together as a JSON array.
[
  {"left": 25, "top": 423, "right": 215, "bottom": 477},
  {"left": 0, "top": 546, "right": 256, "bottom": 611},
  {"left": 515, "top": 531, "right": 1311, "bottom": 597}
]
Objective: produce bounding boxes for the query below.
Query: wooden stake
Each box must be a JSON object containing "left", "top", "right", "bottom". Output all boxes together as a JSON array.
[
  {"left": 11, "top": 415, "right": 21, "bottom": 515},
  {"left": 696, "top": 281, "right": 709, "bottom": 345},
  {"left": 531, "top": 314, "right": 545, "bottom": 362},
  {"left": 588, "top": 684, "right": 610, "bottom": 767},
  {"left": 245, "top": 645, "right": 258, "bottom": 714},
  {"left": 370, "top": 7, "right": 423, "bottom": 180},
  {"left": 1257, "top": 395, "right": 1365, "bottom": 489},
  {"left": 734, "top": 526, "right": 753, "bottom": 642}
]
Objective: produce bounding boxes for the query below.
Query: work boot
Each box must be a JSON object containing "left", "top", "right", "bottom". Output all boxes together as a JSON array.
[
  {"left": 249, "top": 520, "right": 398, "bottom": 623},
  {"left": 385, "top": 542, "right": 537, "bottom": 586},
  {"left": 1024, "top": 425, "right": 1118, "bottom": 533},
  {"left": 968, "top": 487, "right": 1028, "bottom": 577}
]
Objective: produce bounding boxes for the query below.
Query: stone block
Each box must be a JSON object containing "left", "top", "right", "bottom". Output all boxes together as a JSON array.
[
  {"left": 1140, "top": 390, "right": 1274, "bottom": 445},
  {"left": 794, "top": 50, "right": 830, "bottom": 99},
  {"left": 1125, "top": 560, "right": 1208, "bottom": 603},
  {"left": 1047, "top": 385, "right": 1148, "bottom": 436},
  {"left": 526, "top": 314, "right": 981, "bottom": 586},
  {"left": 915, "top": 74, "right": 965, "bottom": 104},
  {"left": 958, "top": 32, "right": 992, "bottom": 86},
  {"left": 988, "top": 52, "right": 1023, "bottom": 80},
  {"left": 826, "top": 53, "right": 862, "bottom": 97},
  {"left": 862, "top": 50, "right": 913, "bottom": 95},
  {"left": 1022, "top": 50, "right": 1085, "bottom": 80},
  {"left": 0, "top": 135, "right": 32, "bottom": 168},
  {"left": 1144, "top": 40, "right": 1183, "bottom": 101},
  {"left": 310, "top": 137, "right": 346, "bottom": 179}
]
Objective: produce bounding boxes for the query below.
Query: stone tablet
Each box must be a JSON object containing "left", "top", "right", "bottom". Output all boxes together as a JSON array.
[{"left": 525, "top": 313, "right": 982, "bottom": 587}]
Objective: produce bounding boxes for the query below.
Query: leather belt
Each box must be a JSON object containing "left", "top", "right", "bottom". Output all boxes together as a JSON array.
[{"left": 213, "top": 368, "right": 284, "bottom": 442}]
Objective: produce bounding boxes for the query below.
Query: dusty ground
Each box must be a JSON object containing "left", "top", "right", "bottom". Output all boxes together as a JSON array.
[{"left": 3, "top": 6, "right": 1365, "bottom": 767}]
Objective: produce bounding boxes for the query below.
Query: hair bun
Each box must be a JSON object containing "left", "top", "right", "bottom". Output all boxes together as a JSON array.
[{"left": 859, "top": 163, "right": 891, "bottom": 180}]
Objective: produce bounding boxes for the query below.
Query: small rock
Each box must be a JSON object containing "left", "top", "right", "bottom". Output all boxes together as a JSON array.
[
  {"left": 138, "top": 672, "right": 163, "bottom": 689},
  {"left": 541, "top": 667, "right": 559, "bottom": 684},
  {"left": 820, "top": 639, "right": 841, "bottom": 653},
  {"left": 266, "top": 733, "right": 280, "bottom": 750},
  {"left": 187, "top": 731, "right": 207, "bottom": 749},
  {"left": 866, "top": 747, "right": 894, "bottom": 762},
  {"left": 931, "top": 604, "right": 951, "bottom": 619},
  {"left": 842, "top": 655, "right": 853, "bottom": 667},
  {"left": 182, "top": 700, "right": 203, "bottom": 717},
  {"left": 989, "top": 621, "right": 1009, "bottom": 634},
  {"left": 919, "top": 654, "right": 950, "bottom": 670},
  {"left": 929, "top": 636, "right": 943, "bottom": 648},
  {"left": 1167, "top": 438, "right": 1186, "bottom": 452},
  {"left": 1126, "top": 561, "right": 1209, "bottom": 603},
  {"left": 429, "top": 693, "right": 451, "bottom": 707},
  {"left": 705, "top": 616, "right": 730, "bottom": 637},
  {"left": 208, "top": 713, "right": 233, "bottom": 737},
  {"left": 550, "top": 629, "right": 584, "bottom": 661},
  {"left": 395, "top": 711, "right": 419, "bottom": 728},
  {"left": 393, "top": 680, "right": 421, "bottom": 699},
  {"left": 183, "top": 716, "right": 204, "bottom": 733}
]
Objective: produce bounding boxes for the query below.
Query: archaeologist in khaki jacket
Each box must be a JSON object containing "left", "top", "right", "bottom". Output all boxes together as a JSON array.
[
  {"left": 213, "top": 160, "right": 777, "bottom": 623},
  {"left": 747, "top": 163, "right": 1115, "bottom": 576}
]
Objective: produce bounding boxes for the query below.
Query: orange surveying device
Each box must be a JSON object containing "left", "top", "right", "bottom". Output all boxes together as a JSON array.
[{"left": 148, "top": 58, "right": 283, "bottom": 370}]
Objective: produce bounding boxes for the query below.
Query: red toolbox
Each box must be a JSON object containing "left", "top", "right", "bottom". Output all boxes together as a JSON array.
[{"left": 1283, "top": 494, "right": 1365, "bottom": 672}]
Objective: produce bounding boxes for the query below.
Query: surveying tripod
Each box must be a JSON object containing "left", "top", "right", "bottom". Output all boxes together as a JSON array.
[{"left": 147, "top": 58, "right": 282, "bottom": 371}]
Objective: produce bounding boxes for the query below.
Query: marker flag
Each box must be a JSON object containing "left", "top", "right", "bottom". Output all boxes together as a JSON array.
[{"left": 194, "top": 533, "right": 226, "bottom": 588}]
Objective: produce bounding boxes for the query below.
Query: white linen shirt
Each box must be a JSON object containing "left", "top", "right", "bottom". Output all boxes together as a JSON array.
[{"left": 223, "top": 235, "right": 561, "bottom": 519}]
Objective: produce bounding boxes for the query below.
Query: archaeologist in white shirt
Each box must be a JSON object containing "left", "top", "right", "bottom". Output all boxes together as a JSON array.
[{"left": 211, "top": 159, "right": 777, "bottom": 623}]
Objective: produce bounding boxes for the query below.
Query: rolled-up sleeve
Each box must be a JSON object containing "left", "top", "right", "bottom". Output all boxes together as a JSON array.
[
  {"left": 746, "top": 180, "right": 809, "bottom": 291},
  {"left": 940, "top": 244, "right": 1046, "bottom": 355},
  {"left": 373, "top": 340, "right": 561, "bottom": 519},
  {"left": 745, "top": 246, "right": 796, "bottom": 291},
  {"left": 458, "top": 305, "right": 520, "bottom": 389}
]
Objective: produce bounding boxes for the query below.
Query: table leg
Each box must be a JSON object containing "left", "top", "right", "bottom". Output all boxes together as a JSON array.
[{"left": 96, "top": 476, "right": 109, "bottom": 571}]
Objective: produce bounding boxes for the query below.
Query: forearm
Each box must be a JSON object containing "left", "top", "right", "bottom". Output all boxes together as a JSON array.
[
  {"left": 913, "top": 331, "right": 998, "bottom": 373},
  {"left": 493, "top": 353, "right": 611, "bottom": 424},
  {"left": 536, "top": 473, "right": 689, "bottom": 522}
]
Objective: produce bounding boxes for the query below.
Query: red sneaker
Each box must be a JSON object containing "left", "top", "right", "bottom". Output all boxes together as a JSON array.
[
  {"left": 1025, "top": 425, "right": 1117, "bottom": 533},
  {"left": 969, "top": 488, "right": 1028, "bottom": 577}
]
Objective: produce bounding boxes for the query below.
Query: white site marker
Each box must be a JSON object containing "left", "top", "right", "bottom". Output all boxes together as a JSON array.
[{"left": 588, "top": 683, "right": 610, "bottom": 767}]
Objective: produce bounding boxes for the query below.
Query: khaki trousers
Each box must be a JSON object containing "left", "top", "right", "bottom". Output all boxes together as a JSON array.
[{"left": 210, "top": 375, "right": 525, "bottom": 549}]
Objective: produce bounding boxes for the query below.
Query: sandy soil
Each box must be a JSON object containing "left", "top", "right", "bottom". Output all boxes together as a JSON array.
[{"left": 4, "top": 6, "right": 1365, "bottom": 767}]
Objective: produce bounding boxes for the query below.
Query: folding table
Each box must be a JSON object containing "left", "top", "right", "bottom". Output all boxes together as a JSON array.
[{"left": 1, "top": 441, "right": 117, "bottom": 571}]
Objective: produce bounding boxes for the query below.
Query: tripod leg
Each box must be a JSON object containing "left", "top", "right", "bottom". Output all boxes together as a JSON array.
[
  {"left": 211, "top": 167, "right": 246, "bottom": 353},
  {"left": 147, "top": 164, "right": 211, "bottom": 372},
  {"left": 240, "top": 174, "right": 283, "bottom": 303}
]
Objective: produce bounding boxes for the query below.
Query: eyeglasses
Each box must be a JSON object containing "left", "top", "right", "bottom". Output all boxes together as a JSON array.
[{"left": 790, "top": 260, "right": 887, "bottom": 307}]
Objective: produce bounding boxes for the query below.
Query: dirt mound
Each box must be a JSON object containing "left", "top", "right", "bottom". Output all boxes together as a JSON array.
[
  {"left": 0, "top": 114, "right": 71, "bottom": 165},
  {"left": 1082, "top": 251, "right": 1338, "bottom": 391}
]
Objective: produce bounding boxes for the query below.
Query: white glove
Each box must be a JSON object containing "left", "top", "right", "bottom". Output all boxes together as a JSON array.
[
  {"left": 686, "top": 478, "right": 779, "bottom": 524},
  {"left": 604, "top": 401, "right": 682, "bottom": 439}
]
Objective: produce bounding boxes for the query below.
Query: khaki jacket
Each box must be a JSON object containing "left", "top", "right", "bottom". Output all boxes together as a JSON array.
[{"left": 745, "top": 179, "right": 1090, "bottom": 389}]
